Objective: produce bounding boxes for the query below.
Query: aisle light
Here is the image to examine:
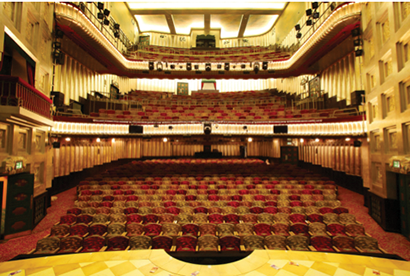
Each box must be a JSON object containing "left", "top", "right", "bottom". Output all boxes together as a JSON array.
[
  {"left": 345, "top": 137, "right": 351, "bottom": 141},
  {"left": 112, "top": 138, "right": 116, "bottom": 143},
  {"left": 163, "top": 137, "right": 168, "bottom": 142},
  {"left": 248, "top": 137, "right": 253, "bottom": 142},
  {"left": 65, "top": 137, "right": 71, "bottom": 142},
  {"left": 96, "top": 138, "right": 101, "bottom": 142},
  {"left": 315, "top": 138, "right": 319, "bottom": 142},
  {"left": 300, "top": 138, "right": 304, "bottom": 143}
]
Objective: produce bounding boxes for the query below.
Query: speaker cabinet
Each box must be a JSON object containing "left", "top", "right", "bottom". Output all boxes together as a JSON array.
[
  {"left": 129, "top": 125, "right": 143, "bottom": 134},
  {"left": 351, "top": 90, "right": 365, "bottom": 106},
  {"left": 52, "top": 142, "right": 60, "bottom": 148},
  {"left": 51, "top": 91, "right": 64, "bottom": 108}
]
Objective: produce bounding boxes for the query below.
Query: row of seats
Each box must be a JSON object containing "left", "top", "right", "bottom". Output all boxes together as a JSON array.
[
  {"left": 32, "top": 233, "right": 384, "bottom": 254},
  {"left": 59, "top": 212, "right": 357, "bottom": 226}
]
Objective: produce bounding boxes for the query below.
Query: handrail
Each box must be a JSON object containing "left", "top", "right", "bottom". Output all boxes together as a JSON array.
[
  {"left": 332, "top": 107, "right": 359, "bottom": 117},
  {"left": 0, "top": 75, "right": 53, "bottom": 119}
]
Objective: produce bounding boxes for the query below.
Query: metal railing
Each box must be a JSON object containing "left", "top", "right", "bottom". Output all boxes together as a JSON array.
[{"left": 0, "top": 76, "right": 53, "bottom": 119}]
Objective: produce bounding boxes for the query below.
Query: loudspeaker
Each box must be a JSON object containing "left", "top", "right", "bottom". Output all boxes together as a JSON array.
[
  {"left": 262, "top": 61, "right": 268, "bottom": 70},
  {"left": 149, "top": 62, "right": 154, "bottom": 70},
  {"left": 51, "top": 91, "right": 64, "bottom": 107},
  {"left": 274, "top": 125, "right": 288, "bottom": 134},
  {"left": 354, "top": 140, "right": 362, "bottom": 147},
  {"left": 52, "top": 142, "right": 60, "bottom": 148},
  {"left": 351, "top": 90, "right": 365, "bottom": 106},
  {"left": 129, "top": 125, "right": 143, "bottom": 134},
  {"left": 204, "top": 123, "right": 212, "bottom": 135}
]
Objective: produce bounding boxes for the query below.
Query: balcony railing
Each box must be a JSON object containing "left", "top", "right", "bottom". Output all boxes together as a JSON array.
[{"left": 0, "top": 75, "right": 53, "bottom": 119}]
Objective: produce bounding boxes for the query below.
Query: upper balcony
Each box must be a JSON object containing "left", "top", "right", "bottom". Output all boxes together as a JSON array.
[{"left": 54, "top": 2, "right": 362, "bottom": 79}]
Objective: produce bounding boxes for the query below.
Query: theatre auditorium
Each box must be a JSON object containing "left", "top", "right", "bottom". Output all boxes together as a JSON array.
[{"left": 1, "top": 2, "right": 410, "bottom": 275}]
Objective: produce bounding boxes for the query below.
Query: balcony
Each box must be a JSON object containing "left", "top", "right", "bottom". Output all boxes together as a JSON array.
[{"left": 0, "top": 75, "right": 53, "bottom": 126}]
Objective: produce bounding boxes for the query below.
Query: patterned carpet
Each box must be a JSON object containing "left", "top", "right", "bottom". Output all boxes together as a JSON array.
[{"left": 1, "top": 184, "right": 410, "bottom": 263}]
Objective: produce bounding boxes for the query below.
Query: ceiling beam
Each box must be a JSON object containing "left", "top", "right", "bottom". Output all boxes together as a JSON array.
[
  {"left": 165, "top": 14, "right": 176, "bottom": 34},
  {"left": 238, "top": 14, "right": 249, "bottom": 38},
  {"left": 204, "top": 14, "right": 210, "bottom": 34},
  {"left": 128, "top": 9, "right": 283, "bottom": 15}
]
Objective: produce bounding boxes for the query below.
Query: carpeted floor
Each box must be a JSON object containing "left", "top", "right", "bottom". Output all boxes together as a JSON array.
[{"left": 1, "top": 185, "right": 410, "bottom": 262}]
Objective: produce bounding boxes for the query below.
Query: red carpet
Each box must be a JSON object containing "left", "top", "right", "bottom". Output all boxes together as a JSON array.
[{"left": 1, "top": 185, "right": 410, "bottom": 262}]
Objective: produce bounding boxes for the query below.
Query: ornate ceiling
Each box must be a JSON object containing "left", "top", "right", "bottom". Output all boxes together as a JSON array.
[{"left": 127, "top": 1, "right": 287, "bottom": 38}]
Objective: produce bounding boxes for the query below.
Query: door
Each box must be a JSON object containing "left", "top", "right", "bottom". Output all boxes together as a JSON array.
[{"left": 280, "top": 146, "right": 298, "bottom": 165}]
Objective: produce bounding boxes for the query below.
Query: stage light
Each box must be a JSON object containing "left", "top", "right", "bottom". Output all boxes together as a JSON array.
[
  {"left": 355, "top": 49, "right": 363, "bottom": 57},
  {"left": 224, "top": 63, "right": 230, "bottom": 71},
  {"left": 114, "top": 31, "right": 120, "bottom": 38},
  {"left": 170, "top": 64, "right": 175, "bottom": 69},
  {"left": 262, "top": 61, "right": 268, "bottom": 70},
  {"left": 253, "top": 62, "right": 260, "bottom": 74},
  {"left": 296, "top": 32, "right": 302, "bottom": 39},
  {"left": 312, "top": 2, "right": 318, "bottom": 9},
  {"left": 103, "top": 18, "right": 110, "bottom": 25},
  {"left": 169, "top": 126, "right": 173, "bottom": 130},
  {"left": 205, "top": 63, "right": 211, "bottom": 71},
  {"left": 114, "top": 23, "right": 120, "bottom": 30},
  {"left": 353, "top": 38, "right": 362, "bottom": 46},
  {"left": 241, "top": 64, "right": 246, "bottom": 69},
  {"left": 97, "top": 12, "right": 104, "bottom": 19},
  {"left": 187, "top": 63, "right": 192, "bottom": 71},
  {"left": 217, "top": 64, "right": 222, "bottom": 69},
  {"left": 103, "top": 9, "right": 110, "bottom": 16},
  {"left": 306, "top": 9, "right": 312, "bottom": 16},
  {"left": 157, "top": 62, "right": 163, "bottom": 72},
  {"left": 194, "top": 64, "right": 199, "bottom": 70},
  {"left": 149, "top": 62, "right": 154, "bottom": 70},
  {"left": 295, "top": 24, "right": 301, "bottom": 31},
  {"left": 351, "top": 27, "right": 361, "bottom": 37},
  {"left": 306, "top": 19, "right": 312, "bottom": 26},
  {"left": 313, "top": 12, "right": 319, "bottom": 19},
  {"left": 55, "top": 29, "right": 64, "bottom": 39},
  {"left": 97, "top": 2, "right": 104, "bottom": 10}
]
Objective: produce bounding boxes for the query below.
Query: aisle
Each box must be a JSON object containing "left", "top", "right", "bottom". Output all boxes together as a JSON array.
[
  {"left": 337, "top": 186, "right": 410, "bottom": 260},
  {"left": 0, "top": 187, "right": 77, "bottom": 262}
]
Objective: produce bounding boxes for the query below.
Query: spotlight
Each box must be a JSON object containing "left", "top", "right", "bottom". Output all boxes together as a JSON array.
[
  {"left": 103, "top": 18, "right": 110, "bottom": 25},
  {"left": 243, "top": 126, "right": 247, "bottom": 130},
  {"left": 313, "top": 12, "right": 319, "bottom": 19},
  {"left": 241, "top": 64, "right": 246, "bottom": 69},
  {"left": 353, "top": 38, "right": 362, "bottom": 46},
  {"left": 53, "top": 42, "right": 61, "bottom": 49},
  {"left": 97, "top": 2, "right": 104, "bottom": 10},
  {"left": 103, "top": 9, "right": 110, "bottom": 16},
  {"left": 306, "top": 9, "right": 312, "bottom": 16},
  {"left": 114, "top": 23, "right": 120, "bottom": 30},
  {"left": 262, "top": 61, "right": 268, "bottom": 70},
  {"left": 312, "top": 2, "right": 318, "bottom": 9},
  {"left": 296, "top": 32, "right": 302, "bottom": 39},
  {"left": 351, "top": 27, "right": 361, "bottom": 37},
  {"left": 114, "top": 31, "right": 120, "bottom": 38},
  {"left": 149, "top": 62, "right": 154, "bottom": 70},
  {"left": 168, "top": 126, "right": 173, "bottom": 130},
  {"left": 355, "top": 49, "right": 363, "bottom": 57},
  {"left": 97, "top": 12, "right": 104, "bottom": 19},
  {"left": 170, "top": 64, "right": 175, "bottom": 69},
  {"left": 217, "top": 64, "right": 222, "bottom": 69},
  {"left": 55, "top": 29, "right": 64, "bottom": 39},
  {"left": 204, "top": 123, "right": 212, "bottom": 135},
  {"left": 295, "top": 24, "right": 301, "bottom": 31},
  {"left": 253, "top": 62, "right": 260, "bottom": 74},
  {"left": 187, "top": 63, "right": 192, "bottom": 71},
  {"left": 157, "top": 62, "right": 163, "bottom": 72},
  {"left": 224, "top": 63, "right": 230, "bottom": 71},
  {"left": 205, "top": 63, "right": 211, "bottom": 71},
  {"left": 306, "top": 19, "right": 312, "bottom": 26},
  {"left": 194, "top": 64, "right": 199, "bottom": 70}
]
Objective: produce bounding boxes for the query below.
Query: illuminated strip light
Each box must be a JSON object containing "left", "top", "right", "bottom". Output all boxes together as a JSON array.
[
  {"left": 52, "top": 122, "right": 129, "bottom": 134},
  {"left": 52, "top": 121, "right": 366, "bottom": 136},
  {"left": 55, "top": 2, "right": 360, "bottom": 72}
]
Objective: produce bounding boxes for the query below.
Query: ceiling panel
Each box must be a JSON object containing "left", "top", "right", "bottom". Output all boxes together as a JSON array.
[
  {"left": 211, "top": 14, "right": 242, "bottom": 39},
  {"left": 244, "top": 14, "right": 278, "bottom": 37},
  {"left": 172, "top": 14, "right": 204, "bottom": 35},
  {"left": 134, "top": 14, "right": 170, "bottom": 33}
]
